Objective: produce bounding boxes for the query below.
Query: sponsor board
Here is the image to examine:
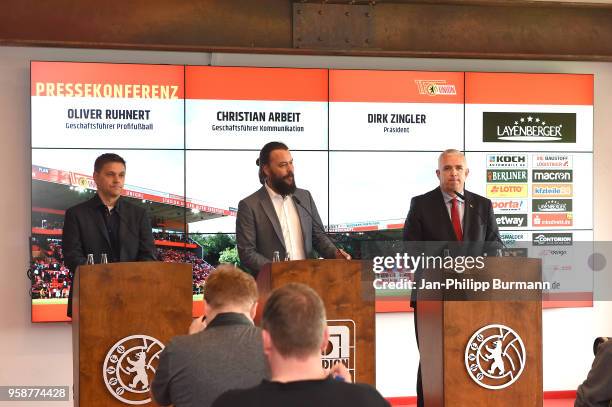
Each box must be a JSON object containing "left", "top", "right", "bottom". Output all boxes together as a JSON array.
[
  {"left": 492, "top": 199, "right": 527, "bottom": 212},
  {"left": 487, "top": 170, "right": 528, "bottom": 183},
  {"left": 495, "top": 214, "right": 528, "bottom": 227},
  {"left": 532, "top": 199, "right": 573, "bottom": 212},
  {"left": 532, "top": 184, "right": 573, "bottom": 198},
  {"left": 487, "top": 154, "right": 528, "bottom": 169},
  {"left": 532, "top": 213, "right": 573, "bottom": 227},
  {"left": 487, "top": 184, "right": 528, "bottom": 198},
  {"left": 532, "top": 170, "right": 573, "bottom": 183},
  {"left": 532, "top": 233, "right": 573, "bottom": 246},
  {"left": 533, "top": 154, "right": 572, "bottom": 168},
  {"left": 483, "top": 112, "right": 576, "bottom": 143}
]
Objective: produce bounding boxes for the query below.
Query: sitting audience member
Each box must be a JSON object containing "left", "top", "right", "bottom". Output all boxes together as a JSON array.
[
  {"left": 151, "top": 265, "right": 269, "bottom": 407},
  {"left": 575, "top": 337, "right": 612, "bottom": 407},
  {"left": 212, "top": 283, "right": 390, "bottom": 407}
]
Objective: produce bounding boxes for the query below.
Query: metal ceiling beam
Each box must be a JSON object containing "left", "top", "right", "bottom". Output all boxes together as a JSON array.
[{"left": 1, "top": 0, "right": 612, "bottom": 60}]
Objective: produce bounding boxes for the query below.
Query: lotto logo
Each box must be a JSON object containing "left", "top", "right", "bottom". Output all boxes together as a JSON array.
[{"left": 487, "top": 184, "right": 528, "bottom": 198}]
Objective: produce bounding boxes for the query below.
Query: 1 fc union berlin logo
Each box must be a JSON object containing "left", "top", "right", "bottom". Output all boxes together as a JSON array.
[
  {"left": 464, "top": 324, "right": 526, "bottom": 390},
  {"left": 103, "top": 335, "right": 165, "bottom": 405}
]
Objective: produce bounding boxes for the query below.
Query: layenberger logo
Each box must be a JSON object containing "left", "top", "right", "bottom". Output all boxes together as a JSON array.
[{"left": 483, "top": 112, "right": 576, "bottom": 143}]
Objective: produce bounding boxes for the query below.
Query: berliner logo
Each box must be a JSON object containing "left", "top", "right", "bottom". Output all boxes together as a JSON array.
[
  {"left": 464, "top": 324, "right": 526, "bottom": 390},
  {"left": 103, "top": 335, "right": 165, "bottom": 405}
]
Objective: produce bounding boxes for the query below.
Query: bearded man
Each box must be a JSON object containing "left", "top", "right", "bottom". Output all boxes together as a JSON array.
[{"left": 236, "top": 142, "right": 349, "bottom": 276}]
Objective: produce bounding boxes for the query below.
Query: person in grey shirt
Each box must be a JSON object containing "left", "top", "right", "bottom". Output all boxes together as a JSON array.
[
  {"left": 151, "top": 265, "right": 269, "bottom": 407},
  {"left": 575, "top": 337, "right": 612, "bottom": 407}
]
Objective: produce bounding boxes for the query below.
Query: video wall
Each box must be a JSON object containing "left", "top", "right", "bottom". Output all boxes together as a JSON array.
[{"left": 30, "top": 62, "right": 593, "bottom": 322}]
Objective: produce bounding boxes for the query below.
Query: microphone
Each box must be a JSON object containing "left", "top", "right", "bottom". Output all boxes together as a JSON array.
[
  {"left": 291, "top": 196, "right": 347, "bottom": 259},
  {"left": 454, "top": 190, "right": 506, "bottom": 252}
]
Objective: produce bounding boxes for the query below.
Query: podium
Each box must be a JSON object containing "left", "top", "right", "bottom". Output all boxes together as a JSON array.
[
  {"left": 418, "top": 257, "right": 543, "bottom": 406},
  {"left": 72, "top": 261, "right": 192, "bottom": 406},
  {"left": 257, "top": 259, "right": 375, "bottom": 386}
]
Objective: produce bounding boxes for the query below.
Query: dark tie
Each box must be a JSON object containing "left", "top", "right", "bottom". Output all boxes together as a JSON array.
[{"left": 451, "top": 198, "right": 463, "bottom": 241}]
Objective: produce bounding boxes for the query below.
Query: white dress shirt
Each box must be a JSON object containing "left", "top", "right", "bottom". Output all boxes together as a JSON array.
[{"left": 265, "top": 183, "right": 306, "bottom": 260}]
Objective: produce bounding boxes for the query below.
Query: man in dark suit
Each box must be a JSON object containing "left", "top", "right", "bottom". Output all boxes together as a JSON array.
[
  {"left": 62, "top": 153, "right": 156, "bottom": 317},
  {"left": 403, "top": 149, "right": 501, "bottom": 407},
  {"left": 236, "top": 142, "right": 350, "bottom": 276}
]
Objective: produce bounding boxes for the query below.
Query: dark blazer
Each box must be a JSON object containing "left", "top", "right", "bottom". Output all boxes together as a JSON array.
[
  {"left": 63, "top": 194, "right": 156, "bottom": 317},
  {"left": 403, "top": 186, "right": 501, "bottom": 245},
  {"left": 236, "top": 186, "right": 338, "bottom": 275},
  {"left": 402, "top": 187, "right": 502, "bottom": 305}
]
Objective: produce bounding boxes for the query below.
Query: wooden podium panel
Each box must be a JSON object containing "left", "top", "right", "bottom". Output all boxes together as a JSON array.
[
  {"left": 72, "top": 261, "right": 192, "bottom": 406},
  {"left": 418, "top": 257, "right": 543, "bottom": 406},
  {"left": 257, "top": 259, "right": 375, "bottom": 386}
]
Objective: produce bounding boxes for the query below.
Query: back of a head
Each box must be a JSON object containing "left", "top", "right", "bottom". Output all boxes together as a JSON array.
[
  {"left": 262, "top": 283, "right": 326, "bottom": 358},
  {"left": 204, "top": 265, "right": 258, "bottom": 312}
]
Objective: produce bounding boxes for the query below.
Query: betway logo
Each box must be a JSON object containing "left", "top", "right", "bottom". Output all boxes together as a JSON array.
[{"left": 495, "top": 214, "right": 527, "bottom": 227}]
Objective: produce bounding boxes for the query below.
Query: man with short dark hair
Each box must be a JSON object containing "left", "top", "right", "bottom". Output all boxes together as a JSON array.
[
  {"left": 236, "top": 142, "right": 349, "bottom": 275},
  {"left": 62, "top": 153, "right": 156, "bottom": 317},
  {"left": 212, "top": 283, "right": 389, "bottom": 407},
  {"left": 151, "top": 265, "right": 269, "bottom": 407}
]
